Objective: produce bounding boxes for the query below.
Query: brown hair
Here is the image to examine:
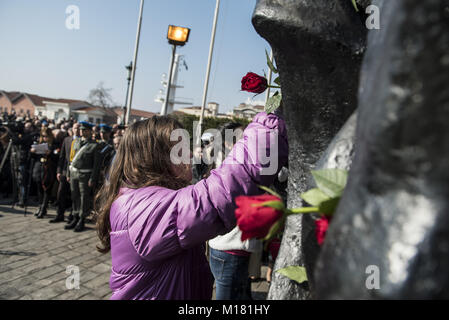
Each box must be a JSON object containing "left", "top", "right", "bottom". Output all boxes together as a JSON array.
[
  {"left": 94, "top": 116, "right": 190, "bottom": 253},
  {"left": 40, "top": 127, "right": 54, "bottom": 145}
]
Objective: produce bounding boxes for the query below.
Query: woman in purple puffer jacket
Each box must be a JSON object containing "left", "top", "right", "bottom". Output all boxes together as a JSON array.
[{"left": 94, "top": 112, "right": 288, "bottom": 300}]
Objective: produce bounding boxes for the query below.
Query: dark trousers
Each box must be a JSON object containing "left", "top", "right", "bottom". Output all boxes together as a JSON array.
[
  {"left": 18, "top": 164, "right": 28, "bottom": 204},
  {"left": 56, "top": 175, "right": 71, "bottom": 215}
]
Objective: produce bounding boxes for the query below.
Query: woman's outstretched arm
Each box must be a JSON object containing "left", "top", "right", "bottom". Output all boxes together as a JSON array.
[{"left": 128, "top": 112, "right": 288, "bottom": 261}]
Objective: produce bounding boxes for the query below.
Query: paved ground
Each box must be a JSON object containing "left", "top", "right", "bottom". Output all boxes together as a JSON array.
[{"left": 0, "top": 202, "right": 269, "bottom": 300}]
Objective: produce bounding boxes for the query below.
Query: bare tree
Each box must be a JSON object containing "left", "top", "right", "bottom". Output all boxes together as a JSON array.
[{"left": 88, "top": 82, "right": 115, "bottom": 108}]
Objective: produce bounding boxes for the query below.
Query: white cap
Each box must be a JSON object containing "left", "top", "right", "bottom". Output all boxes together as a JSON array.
[{"left": 201, "top": 132, "right": 214, "bottom": 142}]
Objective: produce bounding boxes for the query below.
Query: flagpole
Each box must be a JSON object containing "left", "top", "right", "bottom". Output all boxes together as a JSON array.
[
  {"left": 125, "top": 0, "right": 144, "bottom": 125},
  {"left": 265, "top": 49, "right": 274, "bottom": 105},
  {"left": 197, "top": 0, "right": 220, "bottom": 147}
]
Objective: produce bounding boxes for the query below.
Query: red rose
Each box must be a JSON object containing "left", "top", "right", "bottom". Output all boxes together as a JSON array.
[
  {"left": 241, "top": 72, "right": 268, "bottom": 94},
  {"left": 235, "top": 194, "right": 284, "bottom": 241},
  {"left": 315, "top": 215, "right": 331, "bottom": 246}
]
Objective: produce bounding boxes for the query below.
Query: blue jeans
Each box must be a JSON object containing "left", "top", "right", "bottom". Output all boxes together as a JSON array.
[{"left": 209, "top": 248, "right": 252, "bottom": 300}]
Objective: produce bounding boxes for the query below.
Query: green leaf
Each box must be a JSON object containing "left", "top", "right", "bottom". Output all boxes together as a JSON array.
[
  {"left": 265, "top": 91, "right": 282, "bottom": 114},
  {"left": 258, "top": 185, "right": 282, "bottom": 199},
  {"left": 318, "top": 196, "right": 341, "bottom": 215},
  {"left": 263, "top": 216, "right": 285, "bottom": 241},
  {"left": 276, "top": 266, "right": 308, "bottom": 284},
  {"left": 311, "top": 169, "right": 348, "bottom": 198},
  {"left": 351, "top": 0, "right": 359, "bottom": 12},
  {"left": 265, "top": 49, "right": 278, "bottom": 74},
  {"left": 273, "top": 76, "right": 281, "bottom": 86},
  {"left": 253, "top": 200, "right": 285, "bottom": 211},
  {"left": 301, "top": 188, "right": 331, "bottom": 207}
]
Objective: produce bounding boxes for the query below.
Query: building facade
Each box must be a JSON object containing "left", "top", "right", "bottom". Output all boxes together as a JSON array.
[
  {"left": 177, "top": 102, "right": 230, "bottom": 119},
  {"left": 0, "top": 90, "right": 121, "bottom": 124},
  {"left": 0, "top": 91, "right": 20, "bottom": 114},
  {"left": 111, "top": 107, "right": 157, "bottom": 124},
  {"left": 231, "top": 103, "right": 265, "bottom": 119}
]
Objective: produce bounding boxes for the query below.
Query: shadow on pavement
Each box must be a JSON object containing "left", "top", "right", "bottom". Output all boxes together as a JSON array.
[{"left": 0, "top": 250, "right": 37, "bottom": 256}]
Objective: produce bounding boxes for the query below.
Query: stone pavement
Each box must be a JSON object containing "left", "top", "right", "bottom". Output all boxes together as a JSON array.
[{"left": 0, "top": 202, "right": 269, "bottom": 300}]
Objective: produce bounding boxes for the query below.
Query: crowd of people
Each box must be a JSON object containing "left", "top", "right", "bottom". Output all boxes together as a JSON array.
[{"left": 0, "top": 112, "right": 123, "bottom": 232}]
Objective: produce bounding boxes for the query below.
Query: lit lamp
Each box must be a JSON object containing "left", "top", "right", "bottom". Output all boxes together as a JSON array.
[
  {"left": 161, "top": 25, "right": 191, "bottom": 115},
  {"left": 167, "top": 25, "right": 190, "bottom": 46}
]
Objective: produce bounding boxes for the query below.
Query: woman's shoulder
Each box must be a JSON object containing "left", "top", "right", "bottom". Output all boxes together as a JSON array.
[
  {"left": 111, "top": 186, "right": 178, "bottom": 216},
  {"left": 114, "top": 186, "right": 171, "bottom": 202},
  {"left": 109, "top": 185, "right": 183, "bottom": 231}
]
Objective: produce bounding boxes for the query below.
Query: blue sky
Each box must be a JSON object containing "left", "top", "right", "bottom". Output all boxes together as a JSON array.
[{"left": 0, "top": 0, "right": 271, "bottom": 114}]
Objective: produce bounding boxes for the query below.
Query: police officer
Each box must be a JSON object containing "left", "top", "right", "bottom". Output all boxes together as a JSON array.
[{"left": 64, "top": 121, "right": 101, "bottom": 232}]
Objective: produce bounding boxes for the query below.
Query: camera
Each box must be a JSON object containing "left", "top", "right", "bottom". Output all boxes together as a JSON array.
[{"left": 1, "top": 113, "right": 24, "bottom": 135}]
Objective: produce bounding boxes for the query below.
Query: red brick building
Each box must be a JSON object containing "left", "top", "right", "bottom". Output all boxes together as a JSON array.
[
  {"left": 0, "top": 91, "right": 51, "bottom": 116},
  {"left": 0, "top": 91, "right": 20, "bottom": 114}
]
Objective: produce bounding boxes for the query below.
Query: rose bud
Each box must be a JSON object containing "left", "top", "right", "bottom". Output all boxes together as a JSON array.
[
  {"left": 235, "top": 194, "right": 284, "bottom": 241},
  {"left": 241, "top": 72, "right": 268, "bottom": 94},
  {"left": 315, "top": 215, "right": 331, "bottom": 246}
]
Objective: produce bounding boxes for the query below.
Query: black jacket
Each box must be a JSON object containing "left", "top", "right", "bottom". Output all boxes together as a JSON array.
[{"left": 57, "top": 136, "right": 74, "bottom": 176}]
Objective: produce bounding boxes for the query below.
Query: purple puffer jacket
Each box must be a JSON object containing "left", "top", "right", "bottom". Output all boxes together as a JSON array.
[{"left": 108, "top": 112, "right": 288, "bottom": 300}]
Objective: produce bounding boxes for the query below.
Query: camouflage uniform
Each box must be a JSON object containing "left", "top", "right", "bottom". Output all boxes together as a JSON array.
[{"left": 64, "top": 122, "right": 101, "bottom": 232}]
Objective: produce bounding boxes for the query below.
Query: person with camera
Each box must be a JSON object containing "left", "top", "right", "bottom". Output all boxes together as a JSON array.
[
  {"left": 0, "top": 123, "right": 14, "bottom": 199},
  {"left": 64, "top": 121, "right": 101, "bottom": 232},
  {"left": 8, "top": 119, "right": 34, "bottom": 207}
]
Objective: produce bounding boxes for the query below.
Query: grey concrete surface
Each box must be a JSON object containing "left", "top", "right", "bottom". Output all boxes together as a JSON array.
[{"left": 0, "top": 203, "right": 269, "bottom": 300}]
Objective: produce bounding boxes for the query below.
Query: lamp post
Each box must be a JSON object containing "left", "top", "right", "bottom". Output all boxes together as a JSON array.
[
  {"left": 160, "top": 25, "right": 190, "bottom": 116},
  {"left": 122, "top": 61, "right": 133, "bottom": 125}
]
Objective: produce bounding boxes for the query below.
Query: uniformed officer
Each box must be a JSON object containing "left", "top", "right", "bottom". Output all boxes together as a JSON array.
[
  {"left": 64, "top": 121, "right": 101, "bottom": 232},
  {"left": 97, "top": 124, "right": 115, "bottom": 185}
]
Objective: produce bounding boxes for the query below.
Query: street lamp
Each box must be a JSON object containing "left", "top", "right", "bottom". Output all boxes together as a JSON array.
[
  {"left": 122, "top": 61, "right": 133, "bottom": 125},
  {"left": 167, "top": 25, "right": 190, "bottom": 45},
  {"left": 161, "top": 25, "right": 190, "bottom": 116}
]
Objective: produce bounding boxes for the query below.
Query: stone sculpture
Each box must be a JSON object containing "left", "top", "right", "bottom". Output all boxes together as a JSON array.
[
  {"left": 315, "top": 0, "right": 449, "bottom": 299},
  {"left": 252, "top": 0, "right": 368, "bottom": 299},
  {"left": 252, "top": 0, "right": 449, "bottom": 299}
]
